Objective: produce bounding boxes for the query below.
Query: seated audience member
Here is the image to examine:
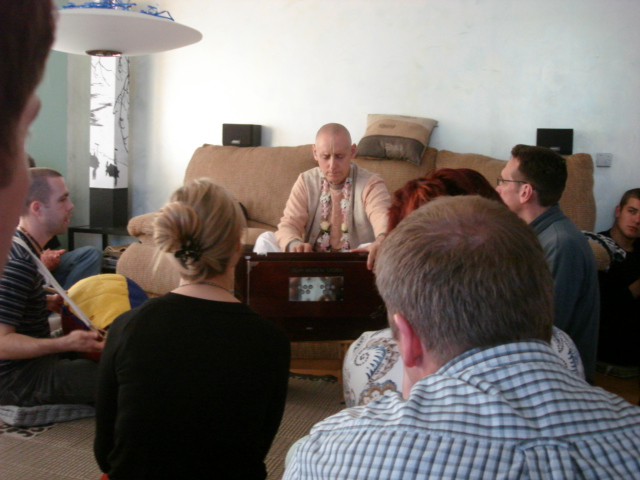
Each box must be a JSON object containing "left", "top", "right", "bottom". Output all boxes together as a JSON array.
[
  {"left": 0, "top": 168, "right": 104, "bottom": 407},
  {"left": 386, "top": 168, "right": 501, "bottom": 232},
  {"left": 0, "top": 0, "right": 55, "bottom": 274},
  {"left": 343, "top": 169, "right": 584, "bottom": 407},
  {"left": 29, "top": 156, "right": 103, "bottom": 289},
  {"left": 94, "top": 179, "right": 291, "bottom": 480},
  {"left": 596, "top": 188, "right": 640, "bottom": 376},
  {"left": 284, "top": 196, "right": 640, "bottom": 480},
  {"left": 497, "top": 144, "right": 599, "bottom": 383},
  {"left": 254, "top": 123, "right": 391, "bottom": 269}
]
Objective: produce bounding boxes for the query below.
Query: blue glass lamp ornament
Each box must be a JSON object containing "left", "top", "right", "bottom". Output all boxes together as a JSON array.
[{"left": 53, "top": 1, "right": 202, "bottom": 57}]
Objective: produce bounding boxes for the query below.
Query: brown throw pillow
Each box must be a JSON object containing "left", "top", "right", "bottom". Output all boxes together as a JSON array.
[{"left": 356, "top": 114, "right": 438, "bottom": 165}]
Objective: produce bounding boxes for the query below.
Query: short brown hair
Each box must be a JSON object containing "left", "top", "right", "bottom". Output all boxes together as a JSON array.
[
  {"left": 619, "top": 188, "right": 640, "bottom": 208},
  {"left": 26, "top": 167, "right": 62, "bottom": 209},
  {"left": 154, "top": 178, "right": 246, "bottom": 281},
  {"left": 511, "top": 144, "right": 567, "bottom": 207},
  {"left": 0, "top": 0, "right": 55, "bottom": 186},
  {"left": 376, "top": 195, "right": 553, "bottom": 366}
]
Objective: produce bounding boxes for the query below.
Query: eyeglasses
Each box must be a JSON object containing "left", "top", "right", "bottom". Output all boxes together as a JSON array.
[{"left": 496, "top": 177, "right": 527, "bottom": 186}]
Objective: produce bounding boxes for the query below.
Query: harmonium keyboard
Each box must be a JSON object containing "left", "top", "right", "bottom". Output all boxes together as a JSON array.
[{"left": 234, "top": 252, "right": 387, "bottom": 341}]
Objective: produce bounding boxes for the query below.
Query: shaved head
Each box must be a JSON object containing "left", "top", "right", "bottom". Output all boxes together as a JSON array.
[
  {"left": 315, "top": 123, "right": 352, "bottom": 145},
  {"left": 313, "top": 123, "right": 356, "bottom": 185}
]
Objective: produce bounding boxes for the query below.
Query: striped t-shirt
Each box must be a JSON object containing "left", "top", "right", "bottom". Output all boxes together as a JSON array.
[{"left": 0, "top": 231, "right": 50, "bottom": 377}]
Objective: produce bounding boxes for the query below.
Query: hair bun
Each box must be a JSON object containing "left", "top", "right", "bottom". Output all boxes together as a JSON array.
[
  {"left": 153, "top": 178, "right": 245, "bottom": 281},
  {"left": 174, "top": 235, "right": 202, "bottom": 267}
]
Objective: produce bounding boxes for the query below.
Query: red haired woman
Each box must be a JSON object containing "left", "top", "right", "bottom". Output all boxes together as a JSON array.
[{"left": 386, "top": 168, "right": 502, "bottom": 232}]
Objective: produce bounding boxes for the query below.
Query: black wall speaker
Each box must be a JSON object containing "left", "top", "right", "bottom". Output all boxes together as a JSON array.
[
  {"left": 536, "top": 128, "right": 573, "bottom": 155},
  {"left": 222, "top": 124, "right": 262, "bottom": 147}
]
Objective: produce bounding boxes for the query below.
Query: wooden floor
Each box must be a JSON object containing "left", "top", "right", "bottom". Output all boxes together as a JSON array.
[{"left": 595, "top": 371, "right": 639, "bottom": 405}]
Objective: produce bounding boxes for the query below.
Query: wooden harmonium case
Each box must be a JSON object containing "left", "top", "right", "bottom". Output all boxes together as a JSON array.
[{"left": 235, "top": 252, "right": 387, "bottom": 342}]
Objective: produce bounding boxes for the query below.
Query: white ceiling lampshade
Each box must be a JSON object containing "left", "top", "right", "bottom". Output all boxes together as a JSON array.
[
  {"left": 50, "top": 2, "right": 203, "bottom": 228},
  {"left": 52, "top": 3, "right": 202, "bottom": 57}
]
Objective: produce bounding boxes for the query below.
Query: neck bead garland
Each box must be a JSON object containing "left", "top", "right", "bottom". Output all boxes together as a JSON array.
[{"left": 317, "top": 173, "right": 351, "bottom": 252}]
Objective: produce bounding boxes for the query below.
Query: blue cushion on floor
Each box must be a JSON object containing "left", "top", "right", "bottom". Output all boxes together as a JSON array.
[{"left": 0, "top": 403, "right": 95, "bottom": 427}]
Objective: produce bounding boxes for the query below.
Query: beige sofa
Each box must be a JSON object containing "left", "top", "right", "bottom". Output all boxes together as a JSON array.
[
  {"left": 118, "top": 144, "right": 598, "bottom": 298},
  {"left": 117, "top": 144, "right": 601, "bottom": 377}
]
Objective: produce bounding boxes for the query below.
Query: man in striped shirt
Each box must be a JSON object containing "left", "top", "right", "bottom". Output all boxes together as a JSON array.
[
  {"left": 0, "top": 168, "right": 104, "bottom": 407},
  {"left": 284, "top": 196, "right": 640, "bottom": 480}
]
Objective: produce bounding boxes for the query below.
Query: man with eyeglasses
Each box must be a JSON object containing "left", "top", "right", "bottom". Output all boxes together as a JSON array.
[{"left": 496, "top": 144, "right": 599, "bottom": 383}]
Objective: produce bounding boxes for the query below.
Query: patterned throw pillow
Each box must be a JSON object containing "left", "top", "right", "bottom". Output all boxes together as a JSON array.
[{"left": 356, "top": 114, "right": 438, "bottom": 165}]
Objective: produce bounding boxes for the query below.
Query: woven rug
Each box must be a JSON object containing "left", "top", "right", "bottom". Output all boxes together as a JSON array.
[
  {"left": 0, "top": 374, "right": 345, "bottom": 480},
  {"left": 266, "top": 374, "right": 344, "bottom": 479},
  {"left": 0, "top": 416, "right": 100, "bottom": 480},
  {"left": 0, "top": 422, "right": 55, "bottom": 439}
]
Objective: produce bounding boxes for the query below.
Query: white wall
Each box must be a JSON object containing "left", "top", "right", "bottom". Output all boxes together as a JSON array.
[{"left": 85, "top": 0, "right": 640, "bottom": 231}]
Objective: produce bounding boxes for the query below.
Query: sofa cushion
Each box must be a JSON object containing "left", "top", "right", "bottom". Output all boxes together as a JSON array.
[
  {"left": 126, "top": 212, "right": 157, "bottom": 245},
  {"left": 435, "top": 150, "right": 506, "bottom": 186},
  {"left": 354, "top": 147, "right": 437, "bottom": 195},
  {"left": 561, "top": 153, "right": 595, "bottom": 232},
  {"left": 356, "top": 114, "right": 438, "bottom": 165},
  {"left": 185, "top": 145, "right": 317, "bottom": 229},
  {"left": 116, "top": 242, "right": 180, "bottom": 297}
]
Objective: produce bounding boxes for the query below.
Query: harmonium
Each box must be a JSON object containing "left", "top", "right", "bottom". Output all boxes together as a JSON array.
[{"left": 234, "top": 252, "right": 387, "bottom": 341}]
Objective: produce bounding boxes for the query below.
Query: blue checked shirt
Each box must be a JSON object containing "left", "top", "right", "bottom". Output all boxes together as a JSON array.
[{"left": 284, "top": 341, "right": 640, "bottom": 479}]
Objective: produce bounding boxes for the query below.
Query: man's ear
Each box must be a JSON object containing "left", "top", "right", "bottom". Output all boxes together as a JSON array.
[
  {"left": 312, "top": 144, "right": 318, "bottom": 162},
  {"left": 614, "top": 204, "right": 621, "bottom": 219},
  {"left": 28, "top": 200, "right": 43, "bottom": 218},
  {"left": 518, "top": 183, "right": 535, "bottom": 205},
  {"left": 393, "top": 313, "right": 424, "bottom": 368},
  {"left": 350, "top": 143, "right": 357, "bottom": 157}
]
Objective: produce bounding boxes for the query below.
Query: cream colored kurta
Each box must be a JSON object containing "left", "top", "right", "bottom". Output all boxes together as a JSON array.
[{"left": 275, "top": 165, "right": 390, "bottom": 252}]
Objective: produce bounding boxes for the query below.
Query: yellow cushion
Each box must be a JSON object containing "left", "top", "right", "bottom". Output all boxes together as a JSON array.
[{"left": 67, "top": 274, "right": 138, "bottom": 330}]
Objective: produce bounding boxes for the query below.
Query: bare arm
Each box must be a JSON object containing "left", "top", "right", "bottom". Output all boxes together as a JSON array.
[{"left": 0, "top": 323, "right": 103, "bottom": 360}]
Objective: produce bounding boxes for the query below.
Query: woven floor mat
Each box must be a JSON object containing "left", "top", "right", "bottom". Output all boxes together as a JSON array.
[
  {"left": 0, "top": 421, "right": 55, "bottom": 439},
  {"left": 0, "top": 416, "right": 101, "bottom": 480},
  {"left": 265, "top": 374, "right": 345, "bottom": 479},
  {"left": 0, "top": 375, "right": 344, "bottom": 480}
]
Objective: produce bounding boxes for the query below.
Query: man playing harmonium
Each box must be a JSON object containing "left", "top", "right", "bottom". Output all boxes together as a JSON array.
[{"left": 255, "top": 123, "right": 391, "bottom": 270}]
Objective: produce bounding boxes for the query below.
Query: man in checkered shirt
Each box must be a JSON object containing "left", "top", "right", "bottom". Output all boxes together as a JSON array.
[{"left": 284, "top": 195, "right": 640, "bottom": 480}]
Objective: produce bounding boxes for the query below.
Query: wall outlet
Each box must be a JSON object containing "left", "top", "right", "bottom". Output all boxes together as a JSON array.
[{"left": 596, "top": 153, "right": 613, "bottom": 167}]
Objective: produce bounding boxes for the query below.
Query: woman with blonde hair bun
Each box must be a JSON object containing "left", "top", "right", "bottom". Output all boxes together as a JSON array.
[{"left": 95, "top": 178, "right": 291, "bottom": 480}]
